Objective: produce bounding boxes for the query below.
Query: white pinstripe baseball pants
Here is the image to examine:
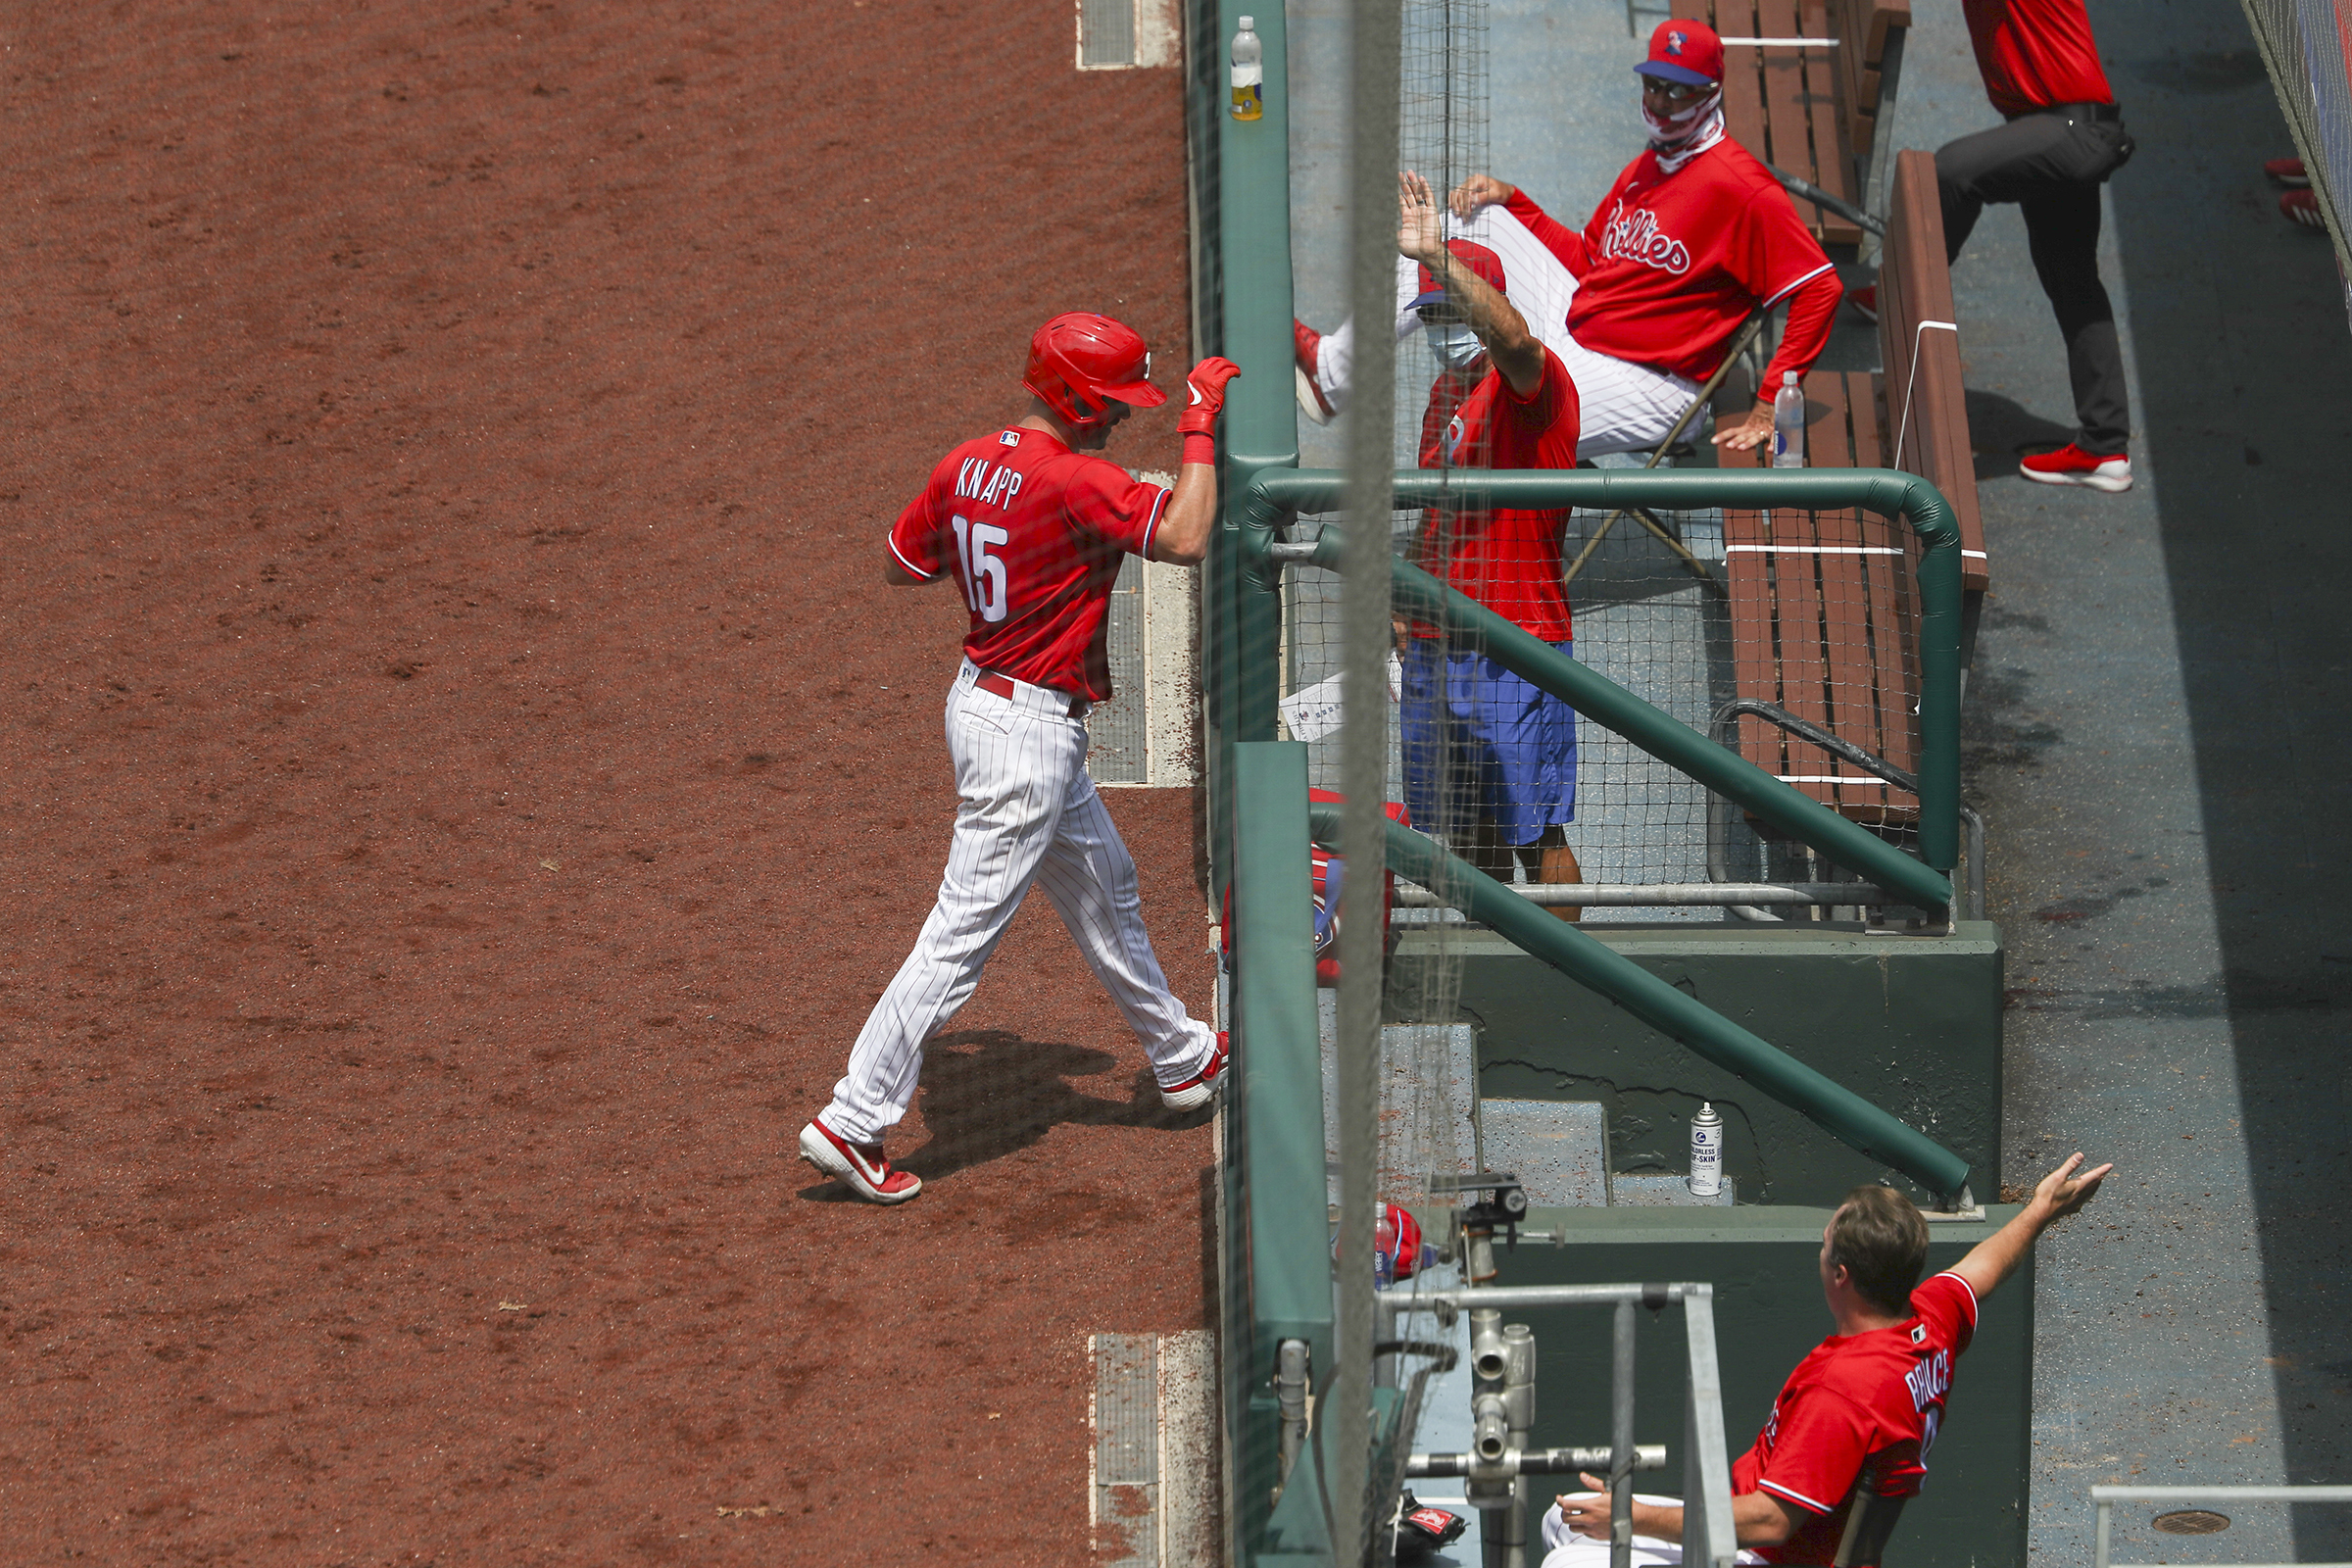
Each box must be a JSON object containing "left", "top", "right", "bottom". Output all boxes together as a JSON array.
[{"left": 821, "top": 660, "right": 1217, "bottom": 1147}]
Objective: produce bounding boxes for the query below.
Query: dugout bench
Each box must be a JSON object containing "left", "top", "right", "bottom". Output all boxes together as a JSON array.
[
  {"left": 1713, "top": 150, "right": 1985, "bottom": 831},
  {"left": 1672, "top": 0, "right": 1909, "bottom": 249}
]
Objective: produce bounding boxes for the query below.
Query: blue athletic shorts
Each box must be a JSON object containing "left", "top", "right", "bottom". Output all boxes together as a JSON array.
[{"left": 1399, "top": 639, "right": 1577, "bottom": 847}]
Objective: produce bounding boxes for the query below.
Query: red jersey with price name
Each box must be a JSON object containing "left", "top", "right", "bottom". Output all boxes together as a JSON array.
[
  {"left": 888, "top": 425, "right": 1169, "bottom": 701},
  {"left": 1411, "top": 344, "right": 1582, "bottom": 643},
  {"left": 1504, "top": 141, "right": 1836, "bottom": 384},
  {"left": 1733, "top": 1272, "right": 1980, "bottom": 1565},
  {"left": 1962, "top": 0, "right": 2116, "bottom": 116}
]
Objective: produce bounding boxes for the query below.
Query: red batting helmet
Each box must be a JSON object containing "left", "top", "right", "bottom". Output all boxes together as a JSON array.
[{"left": 1024, "top": 312, "right": 1167, "bottom": 432}]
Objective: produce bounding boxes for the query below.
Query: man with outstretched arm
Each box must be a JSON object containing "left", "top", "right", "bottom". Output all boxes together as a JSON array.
[
  {"left": 1543, "top": 1152, "right": 2112, "bottom": 1565},
  {"left": 1392, "top": 171, "right": 1588, "bottom": 907}
]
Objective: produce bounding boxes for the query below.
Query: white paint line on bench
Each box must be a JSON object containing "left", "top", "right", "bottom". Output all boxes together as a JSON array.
[
  {"left": 1726, "top": 544, "right": 1904, "bottom": 555},
  {"left": 1777, "top": 775, "right": 1914, "bottom": 786},
  {"left": 1720, "top": 35, "right": 1839, "bottom": 45}
]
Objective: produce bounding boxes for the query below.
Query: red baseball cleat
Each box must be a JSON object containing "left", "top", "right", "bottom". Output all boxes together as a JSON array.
[
  {"left": 799, "top": 1117, "right": 923, "bottom": 1204},
  {"left": 2281, "top": 189, "right": 2328, "bottom": 230},
  {"left": 1158, "top": 1030, "right": 1230, "bottom": 1111},
  {"left": 2019, "top": 443, "right": 2132, "bottom": 492},
  {"left": 1295, "top": 319, "right": 1337, "bottom": 425},
  {"left": 2265, "top": 157, "right": 2309, "bottom": 187},
  {"left": 1847, "top": 284, "right": 1878, "bottom": 323}
]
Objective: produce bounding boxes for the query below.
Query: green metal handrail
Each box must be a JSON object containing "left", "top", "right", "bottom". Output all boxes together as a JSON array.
[
  {"left": 1235, "top": 467, "right": 1966, "bottom": 885},
  {"left": 1309, "top": 806, "right": 1974, "bottom": 1200}
]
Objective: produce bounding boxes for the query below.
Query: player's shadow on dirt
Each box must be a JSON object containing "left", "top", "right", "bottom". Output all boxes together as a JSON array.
[
  {"left": 898, "top": 1029, "right": 1209, "bottom": 1183},
  {"left": 1964, "top": 388, "right": 2077, "bottom": 479}
]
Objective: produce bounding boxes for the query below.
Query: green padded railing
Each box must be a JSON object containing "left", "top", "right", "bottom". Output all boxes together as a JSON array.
[
  {"left": 1224, "top": 742, "right": 1335, "bottom": 1561},
  {"left": 1238, "top": 467, "right": 1967, "bottom": 885},
  {"left": 1307, "top": 806, "right": 1974, "bottom": 1199}
]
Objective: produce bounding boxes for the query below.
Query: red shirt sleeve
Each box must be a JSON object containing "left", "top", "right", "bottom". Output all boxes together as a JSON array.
[
  {"left": 888, "top": 461, "right": 955, "bottom": 581},
  {"left": 1062, "top": 456, "right": 1172, "bottom": 559},
  {"left": 1756, "top": 267, "right": 1843, "bottom": 391},
  {"left": 1497, "top": 346, "right": 1581, "bottom": 465},
  {"left": 1749, "top": 1388, "right": 1877, "bottom": 1518},
  {"left": 1503, "top": 186, "right": 1592, "bottom": 277},
  {"left": 1912, "top": 1272, "right": 1981, "bottom": 1352}
]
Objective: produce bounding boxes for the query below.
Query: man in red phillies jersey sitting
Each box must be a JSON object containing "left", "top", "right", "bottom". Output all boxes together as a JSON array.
[
  {"left": 1442, "top": 20, "right": 1841, "bottom": 458},
  {"left": 796, "top": 316, "right": 1240, "bottom": 1205},
  {"left": 1542, "top": 1153, "right": 2111, "bottom": 1566},
  {"left": 1934, "top": 0, "right": 2136, "bottom": 491},
  {"left": 1393, "top": 172, "right": 1589, "bottom": 906}
]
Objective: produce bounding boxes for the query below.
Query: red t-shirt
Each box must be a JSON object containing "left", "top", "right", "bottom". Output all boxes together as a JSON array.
[
  {"left": 1412, "top": 345, "right": 1581, "bottom": 642},
  {"left": 1963, "top": 0, "right": 2116, "bottom": 115},
  {"left": 1732, "top": 1273, "right": 1980, "bottom": 1564},
  {"left": 887, "top": 425, "right": 1168, "bottom": 701},
  {"left": 1506, "top": 141, "right": 1835, "bottom": 384}
]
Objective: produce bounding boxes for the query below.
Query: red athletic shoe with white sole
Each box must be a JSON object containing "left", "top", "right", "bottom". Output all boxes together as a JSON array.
[
  {"left": 2281, "top": 189, "right": 2327, "bottom": 230},
  {"left": 2265, "top": 157, "right": 2309, "bottom": 187},
  {"left": 799, "top": 1117, "right": 923, "bottom": 1204},
  {"left": 1295, "top": 319, "right": 1337, "bottom": 425},
  {"left": 1158, "top": 1031, "right": 1230, "bottom": 1111},
  {"left": 1847, "top": 284, "right": 1879, "bottom": 323},
  {"left": 2019, "top": 443, "right": 2132, "bottom": 492}
]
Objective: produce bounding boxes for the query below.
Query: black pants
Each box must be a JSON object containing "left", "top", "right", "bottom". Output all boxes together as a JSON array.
[{"left": 1936, "top": 107, "right": 2135, "bottom": 455}]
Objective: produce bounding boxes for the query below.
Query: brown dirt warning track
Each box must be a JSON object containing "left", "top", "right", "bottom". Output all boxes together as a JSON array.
[{"left": 0, "top": 3, "right": 1211, "bottom": 1562}]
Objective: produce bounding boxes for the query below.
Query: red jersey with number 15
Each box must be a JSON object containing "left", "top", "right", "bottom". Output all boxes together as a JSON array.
[
  {"left": 1733, "top": 1272, "right": 1980, "bottom": 1564},
  {"left": 888, "top": 425, "right": 1169, "bottom": 702}
]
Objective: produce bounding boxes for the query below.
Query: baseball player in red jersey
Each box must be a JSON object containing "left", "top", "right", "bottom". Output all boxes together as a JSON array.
[
  {"left": 1445, "top": 21, "right": 1840, "bottom": 457},
  {"left": 1393, "top": 173, "right": 1589, "bottom": 904},
  {"left": 1544, "top": 1153, "right": 2111, "bottom": 1566},
  {"left": 798, "top": 315, "right": 1239, "bottom": 1204},
  {"left": 1936, "top": 0, "right": 2136, "bottom": 491}
]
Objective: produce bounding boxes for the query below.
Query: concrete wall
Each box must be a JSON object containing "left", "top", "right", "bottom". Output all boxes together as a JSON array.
[{"left": 1396, "top": 921, "right": 2005, "bottom": 1208}]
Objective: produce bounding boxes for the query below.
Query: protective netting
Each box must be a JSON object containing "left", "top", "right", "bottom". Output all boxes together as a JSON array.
[{"left": 2238, "top": 0, "right": 2352, "bottom": 318}]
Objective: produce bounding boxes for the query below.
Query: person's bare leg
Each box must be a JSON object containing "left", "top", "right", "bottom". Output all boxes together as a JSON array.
[{"left": 1514, "top": 825, "right": 1584, "bottom": 923}]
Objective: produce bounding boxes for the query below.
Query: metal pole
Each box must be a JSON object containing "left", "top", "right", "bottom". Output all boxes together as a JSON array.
[
  {"left": 2093, "top": 1498, "right": 2110, "bottom": 1568},
  {"left": 1334, "top": 0, "right": 1401, "bottom": 1557},
  {"left": 1610, "top": 1299, "right": 1636, "bottom": 1568}
]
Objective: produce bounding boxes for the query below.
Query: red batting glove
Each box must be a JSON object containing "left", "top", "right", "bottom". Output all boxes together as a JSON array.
[{"left": 1178, "top": 357, "right": 1242, "bottom": 437}]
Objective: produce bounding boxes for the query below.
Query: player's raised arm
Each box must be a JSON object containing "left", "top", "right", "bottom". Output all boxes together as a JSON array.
[
  {"left": 1943, "top": 1152, "right": 2111, "bottom": 1303},
  {"left": 1398, "top": 171, "right": 1544, "bottom": 398},
  {"left": 1150, "top": 357, "right": 1239, "bottom": 566}
]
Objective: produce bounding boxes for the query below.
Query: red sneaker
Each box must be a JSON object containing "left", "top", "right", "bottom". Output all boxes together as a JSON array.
[
  {"left": 1295, "top": 319, "right": 1337, "bottom": 425},
  {"left": 1847, "top": 284, "right": 1878, "bottom": 323},
  {"left": 799, "top": 1117, "right": 923, "bottom": 1204},
  {"left": 2265, "top": 157, "right": 2309, "bottom": 187},
  {"left": 1158, "top": 1031, "right": 1229, "bottom": 1111},
  {"left": 2281, "top": 189, "right": 2328, "bottom": 230},
  {"left": 2019, "top": 443, "right": 2132, "bottom": 492}
]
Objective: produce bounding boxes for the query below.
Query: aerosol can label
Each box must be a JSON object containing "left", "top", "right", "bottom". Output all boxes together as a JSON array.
[{"left": 1689, "top": 1102, "right": 1724, "bottom": 1197}]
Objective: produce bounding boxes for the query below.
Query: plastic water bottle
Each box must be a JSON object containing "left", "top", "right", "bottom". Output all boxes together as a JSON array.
[
  {"left": 1772, "top": 371, "right": 1805, "bottom": 468},
  {"left": 1689, "top": 1102, "right": 1724, "bottom": 1197},
  {"left": 1231, "top": 17, "right": 1263, "bottom": 121}
]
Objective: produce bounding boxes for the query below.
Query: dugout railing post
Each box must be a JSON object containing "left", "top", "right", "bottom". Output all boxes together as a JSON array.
[{"left": 1226, "top": 742, "right": 1337, "bottom": 1561}]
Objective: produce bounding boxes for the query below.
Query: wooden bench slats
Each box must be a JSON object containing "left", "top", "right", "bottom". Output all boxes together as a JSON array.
[
  {"left": 1675, "top": 0, "right": 1865, "bottom": 246},
  {"left": 1721, "top": 371, "right": 1924, "bottom": 826}
]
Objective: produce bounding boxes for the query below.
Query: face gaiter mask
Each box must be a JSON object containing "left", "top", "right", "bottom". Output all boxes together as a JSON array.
[{"left": 1642, "top": 82, "right": 1726, "bottom": 173}]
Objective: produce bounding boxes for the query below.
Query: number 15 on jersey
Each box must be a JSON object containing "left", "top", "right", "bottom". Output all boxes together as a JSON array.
[{"left": 950, "top": 514, "right": 1008, "bottom": 623}]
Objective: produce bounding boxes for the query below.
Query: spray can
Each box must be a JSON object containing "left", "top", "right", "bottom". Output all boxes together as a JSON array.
[
  {"left": 1689, "top": 1102, "right": 1724, "bottom": 1197},
  {"left": 1230, "top": 17, "right": 1263, "bottom": 121},
  {"left": 1771, "top": 371, "right": 1806, "bottom": 468}
]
